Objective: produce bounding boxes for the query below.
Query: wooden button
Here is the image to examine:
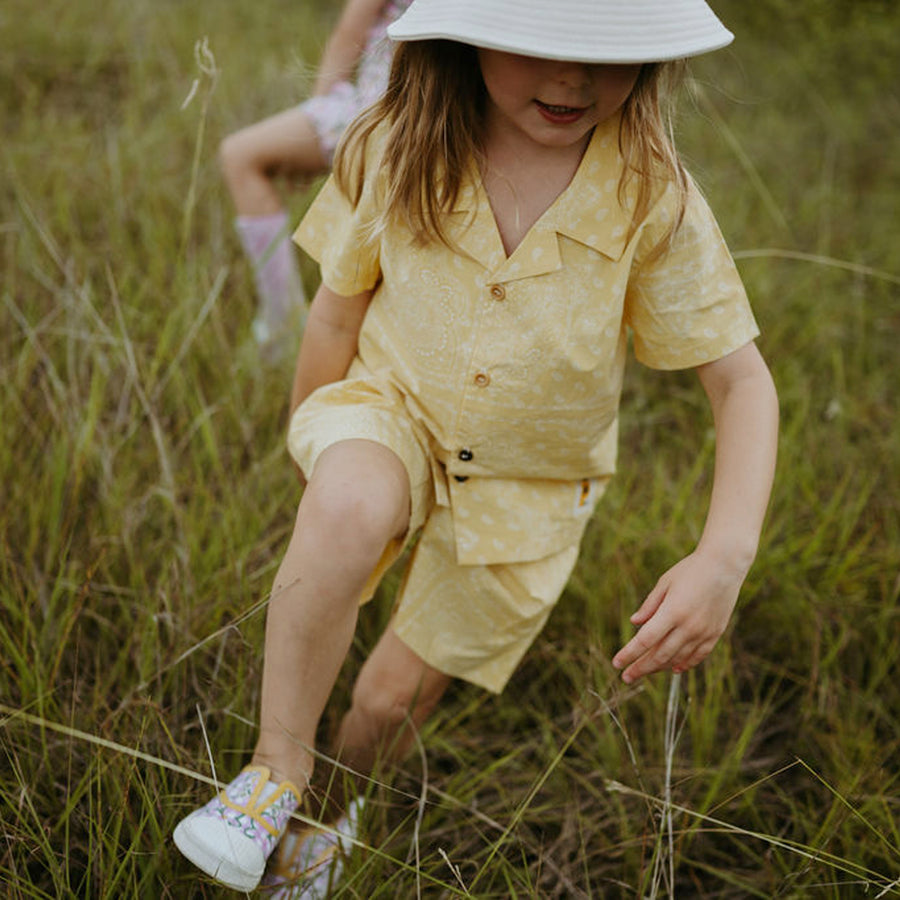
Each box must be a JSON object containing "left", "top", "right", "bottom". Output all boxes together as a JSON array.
[{"left": 489, "top": 284, "right": 506, "bottom": 301}]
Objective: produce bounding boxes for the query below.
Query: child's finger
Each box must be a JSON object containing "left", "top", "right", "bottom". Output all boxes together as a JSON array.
[
  {"left": 631, "top": 627, "right": 696, "bottom": 681},
  {"left": 629, "top": 580, "right": 667, "bottom": 625},
  {"left": 612, "top": 621, "right": 665, "bottom": 670},
  {"left": 613, "top": 621, "right": 680, "bottom": 681},
  {"left": 677, "top": 639, "right": 717, "bottom": 672},
  {"left": 670, "top": 639, "right": 704, "bottom": 673}
]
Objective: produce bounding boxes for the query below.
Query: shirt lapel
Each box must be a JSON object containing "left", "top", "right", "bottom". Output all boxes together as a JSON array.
[
  {"left": 446, "top": 181, "right": 507, "bottom": 272},
  {"left": 447, "top": 112, "right": 633, "bottom": 282},
  {"left": 546, "top": 112, "right": 633, "bottom": 263}
]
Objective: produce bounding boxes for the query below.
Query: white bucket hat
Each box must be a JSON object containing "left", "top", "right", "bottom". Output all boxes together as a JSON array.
[{"left": 388, "top": 0, "right": 734, "bottom": 63}]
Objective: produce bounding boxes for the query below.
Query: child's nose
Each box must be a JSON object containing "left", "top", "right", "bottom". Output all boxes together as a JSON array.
[{"left": 552, "top": 61, "right": 593, "bottom": 88}]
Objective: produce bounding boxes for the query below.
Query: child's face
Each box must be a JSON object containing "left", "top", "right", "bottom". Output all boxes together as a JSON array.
[{"left": 478, "top": 49, "right": 641, "bottom": 151}]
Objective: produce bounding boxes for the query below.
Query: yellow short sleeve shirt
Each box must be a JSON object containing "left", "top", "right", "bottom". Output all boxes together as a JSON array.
[{"left": 294, "top": 115, "right": 759, "bottom": 565}]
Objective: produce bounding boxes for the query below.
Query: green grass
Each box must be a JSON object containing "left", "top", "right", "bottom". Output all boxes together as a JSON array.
[{"left": 2, "top": 0, "right": 899, "bottom": 896}]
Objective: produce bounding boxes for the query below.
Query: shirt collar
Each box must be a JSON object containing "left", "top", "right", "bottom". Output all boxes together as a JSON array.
[{"left": 448, "top": 113, "right": 633, "bottom": 281}]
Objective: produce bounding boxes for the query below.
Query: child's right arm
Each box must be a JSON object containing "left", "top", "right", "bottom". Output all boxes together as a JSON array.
[
  {"left": 611, "top": 342, "right": 778, "bottom": 683},
  {"left": 289, "top": 282, "right": 372, "bottom": 417},
  {"left": 312, "top": 0, "right": 388, "bottom": 97}
]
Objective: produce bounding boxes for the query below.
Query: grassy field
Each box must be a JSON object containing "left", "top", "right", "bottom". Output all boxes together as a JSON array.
[{"left": 2, "top": 0, "right": 898, "bottom": 896}]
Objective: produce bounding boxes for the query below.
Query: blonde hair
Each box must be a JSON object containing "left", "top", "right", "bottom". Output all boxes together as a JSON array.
[
  {"left": 334, "top": 42, "right": 688, "bottom": 254},
  {"left": 619, "top": 61, "right": 690, "bottom": 257}
]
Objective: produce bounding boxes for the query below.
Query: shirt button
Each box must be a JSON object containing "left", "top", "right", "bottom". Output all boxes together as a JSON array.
[
  {"left": 458, "top": 448, "right": 473, "bottom": 462},
  {"left": 473, "top": 372, "right": 491, "bottom": 388},
  {"left": 489, "top": 283, "right": 506, "bottom": 301}
]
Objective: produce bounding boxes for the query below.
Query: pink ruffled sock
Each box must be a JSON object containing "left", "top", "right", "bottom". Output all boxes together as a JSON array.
[{"left": 235, "top": 212, "right": 307, "bottom": 346}]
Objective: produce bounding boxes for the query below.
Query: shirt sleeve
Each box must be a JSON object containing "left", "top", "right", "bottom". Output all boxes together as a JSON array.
[
  {"left": 292, "top": 139, "right": 383, "bottom": 297},
  {"left": 624, "top": 178, "right": 759, "bottom": 370}
]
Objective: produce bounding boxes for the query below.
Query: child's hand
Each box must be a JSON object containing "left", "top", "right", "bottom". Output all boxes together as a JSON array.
[{"left": 611, "top": 549, "right": 747, "bottom": 684}]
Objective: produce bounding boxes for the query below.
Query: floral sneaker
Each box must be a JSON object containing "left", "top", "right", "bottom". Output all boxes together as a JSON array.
[
  {"left": 263, "top": 796, "right": 365, "bottom": 899},
  {"left": 173, "top": 765, "right": 301, "bottom": 891}
]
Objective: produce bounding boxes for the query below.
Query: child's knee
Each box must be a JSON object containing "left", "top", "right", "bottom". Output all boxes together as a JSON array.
[
  {"left": 219, "top": 131, "right": 252, "bottom": 182},
  {"left": 348, "top": 676, "right": 422, "bottom": 737},
  {"left": 349, "top": 663, "right": 444, "bottom": 735},
  {"left": 304, "top": 442, "right": 411, "bottom": 548},
  {"left": 301, "top": 487, "right": 403, "bottom": 566}
]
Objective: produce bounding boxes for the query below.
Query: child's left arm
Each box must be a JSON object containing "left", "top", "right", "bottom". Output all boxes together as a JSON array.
[
  {"left": 612, "top": 341, "right": 778, "bottom": 684},
  {"left": 313, "top": 0, "right": 388, "bottom": 97}
]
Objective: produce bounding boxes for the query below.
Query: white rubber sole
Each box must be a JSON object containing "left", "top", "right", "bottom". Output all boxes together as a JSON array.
[{"left": 173, "top": 815, "right": 265, "bottom": 891}]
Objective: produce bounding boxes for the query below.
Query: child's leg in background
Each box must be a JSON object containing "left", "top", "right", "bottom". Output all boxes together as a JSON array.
[
  {"left": 219, "top": 108, "right": 327, "bottom": 350},
  {"left": 220, "top": 107, "right": 328, "bottom": 214},
  {"left": 252, "top": 439, "right": 412, "bottom": 791}
]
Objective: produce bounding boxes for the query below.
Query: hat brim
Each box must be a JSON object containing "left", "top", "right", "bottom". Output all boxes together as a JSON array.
[{"left": 387, "top": 0, "right": 734, "bottom": 64}]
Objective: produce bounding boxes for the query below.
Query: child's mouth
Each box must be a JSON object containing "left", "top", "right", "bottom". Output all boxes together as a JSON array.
[{"left": 535, "top": 100, "right": 588, "bottom": 124}]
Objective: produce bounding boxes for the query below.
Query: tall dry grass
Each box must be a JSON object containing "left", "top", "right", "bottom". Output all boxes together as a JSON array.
[{"left": 2, "top": 0, "right": 898, "bottom": 896}]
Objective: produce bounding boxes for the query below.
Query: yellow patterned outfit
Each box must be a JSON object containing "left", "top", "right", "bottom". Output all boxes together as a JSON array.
[{"left": 290, "top": 113, "right": 759, "bottom": 692}]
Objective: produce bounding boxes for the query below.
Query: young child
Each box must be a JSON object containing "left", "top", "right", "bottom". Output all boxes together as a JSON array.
[
  {"left": 175, "top": 0, "right": 779, "bottom": 893},
  {"left": 221, "top": 0, "right": 411, "bottom": 357}
]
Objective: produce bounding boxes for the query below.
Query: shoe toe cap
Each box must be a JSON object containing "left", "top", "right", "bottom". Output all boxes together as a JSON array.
[{"left": 174, "top": 814, "right": 266, "bottom": 890}]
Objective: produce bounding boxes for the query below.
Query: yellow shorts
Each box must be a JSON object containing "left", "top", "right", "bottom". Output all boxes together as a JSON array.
[{"left": 288, "top": 369, "right": 580, "bottom": 693}]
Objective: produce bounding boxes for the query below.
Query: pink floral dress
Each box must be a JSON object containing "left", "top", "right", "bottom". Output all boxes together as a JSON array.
[{"left": 301, "top": 0, "right": 412, "bottom": 162}]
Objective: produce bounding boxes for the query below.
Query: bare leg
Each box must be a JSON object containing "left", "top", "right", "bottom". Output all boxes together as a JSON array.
[
  {"left": 335, "top": 627, "right": 452, "bottom": 780},
  {"left": 219, "top": 107, "right": 329, "bottom": 216},
  {"left": 251, "top": 440, "right": 411, "bottom": 791},
  {"left": 220, "top": 108, "right": 327, "bottom": 349}
]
